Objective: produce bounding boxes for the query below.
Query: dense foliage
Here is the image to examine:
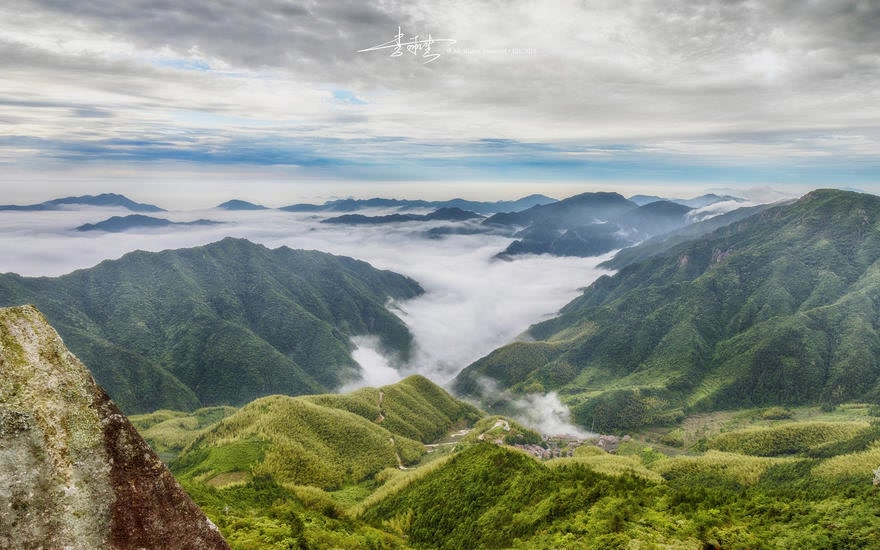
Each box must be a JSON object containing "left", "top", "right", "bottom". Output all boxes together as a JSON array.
[
  {"left": 0, "top": 237, "right": 422, "bottom": 412},
  {"left": 457, "top": 190, "right": 880, "bottom": 431},
  {"left": 357, "top": 418, "right": 880, "bottom": 549},
  {"left": 173, "top": 395, "right": 425, "bottom": 490}
]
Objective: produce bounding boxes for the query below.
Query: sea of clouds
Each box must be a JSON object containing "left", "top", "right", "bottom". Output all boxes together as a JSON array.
[{"left": 0, "top": 205, "right": 616, "bottom": 434}]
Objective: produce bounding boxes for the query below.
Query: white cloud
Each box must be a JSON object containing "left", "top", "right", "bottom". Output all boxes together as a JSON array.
[
  {"left": 1, "top": 0, "right": 878, "bottom": 183},
  {"left": 506, "top": 391, "right": 593, "bottom": 439},
  {"left": 469, "top": 376, "right": 593, "bottom": 437},
  {"left": 686, "top": 199, "right": 757, "bottom": 222},
  {"left": 342, "top": 335, "right": 404, "bottom": 392}
]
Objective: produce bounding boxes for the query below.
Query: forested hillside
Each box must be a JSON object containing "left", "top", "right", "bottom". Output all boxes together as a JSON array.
[
  {"left": 457, "top": 189, "right": 880, "bottom": 431},
  {"left": 0, "top": 237, "right": 422, "bottom": 413}
]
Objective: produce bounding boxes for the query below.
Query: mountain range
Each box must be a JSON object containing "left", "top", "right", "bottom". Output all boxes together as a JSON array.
[
  {"left": 7, "top": 183, "right": 880, "bottom": 549},
  {"left": 484, "top": 191, "right": 698, "bottom": 258},
  {"left": 600, "top": 202, "right": 778, "bottom": 270},
  {"left": 280, "top": 194, "right": 557, "bottom": 214},
  {"left": 456, "top": 189, "right": 880, "bottom": 431},
  {"left": 321, "top": 207, "right": 484, "bottom": 225},
  {"left": 0, "top": 238, "right": 422, "bottom": 413}
]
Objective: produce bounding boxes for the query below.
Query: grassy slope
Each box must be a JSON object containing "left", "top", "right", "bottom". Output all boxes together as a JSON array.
[
  {"left": 164, "top": 376, "right": 484, "bottom": 548},
  {"left": 129, "top": 406, "right": 237, "bottom": 462},
  {"left": 171, "top": 375, "right": 480, "bottom": 490},
  {"left": 302, "top": 375, "right": 482, "bottom": 443},
  {"left": 0, "top": 237, "right": 422, "bottom": 413}
]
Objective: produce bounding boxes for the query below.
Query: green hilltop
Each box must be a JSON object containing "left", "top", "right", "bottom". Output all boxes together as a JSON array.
[
  {"left": 0, "top": 237, "right": 422, "bottom": 413},
  {"left": 170, "top": 375, "right": 480, "bottom": 491},
  {"left": 302, "top": 375, "right": 482, "bottom": 443},
  {"left": 456, "top": 189, "right": 880, "bottom": 431}
]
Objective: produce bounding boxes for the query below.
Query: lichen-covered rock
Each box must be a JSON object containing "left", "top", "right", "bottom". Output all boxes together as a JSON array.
[{"left": 0, "top": 304, "right": 229, "bottom": 549}]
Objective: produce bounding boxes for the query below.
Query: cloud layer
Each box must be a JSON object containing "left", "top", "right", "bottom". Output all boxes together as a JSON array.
[{"left": 0, "top": 206, "right": 612, "bottom": 389}]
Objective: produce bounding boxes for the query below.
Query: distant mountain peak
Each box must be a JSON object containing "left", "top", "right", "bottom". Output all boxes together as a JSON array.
[
  {"left": 0, "top": 193, "right": 165, "bottom": 212},
  {"left": 322, "top": 206, "right": 483, "bottom": 225},
  {"left": 216, "top": 199, "right": 269, "bottom": 210}
]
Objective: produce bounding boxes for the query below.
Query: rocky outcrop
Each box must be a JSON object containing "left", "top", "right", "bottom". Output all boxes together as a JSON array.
[{"left": 0, "top": 304, "right": 229, "bottom": 549}]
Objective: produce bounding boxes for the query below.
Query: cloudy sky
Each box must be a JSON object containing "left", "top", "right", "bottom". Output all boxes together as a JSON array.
[{"left": 1, "top": 0, "right": 878, "bottom": 206}]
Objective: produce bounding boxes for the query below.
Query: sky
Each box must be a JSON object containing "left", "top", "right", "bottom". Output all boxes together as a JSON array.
[{"left": 1, "top": 0, "right": 878, "bottom": 206}]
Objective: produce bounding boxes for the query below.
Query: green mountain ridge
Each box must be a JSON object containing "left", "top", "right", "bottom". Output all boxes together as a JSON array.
[
  {"left": 0, "top": 237, "right": 422, "bottom": 413},
  {"left": 456, "top": 189, "right": 880, "bottom": 431},
  {"left": 302, "top": 375, "right": 482, "bottom": 443}
]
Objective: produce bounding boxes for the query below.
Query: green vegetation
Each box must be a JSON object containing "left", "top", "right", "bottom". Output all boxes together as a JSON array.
[
  {"left": 707, "top": 421, "right": 868, "bottom": 456},
  {"left": 462, "top": 415, "right": 543, "bottom": 446},
  {"left": 354, "top": 409, "right": 880, "bottom": 549},
  {"left": 546, "top": 449, "right": 664, "bottom": 482},
  {"left": 457, "top": 190, "right": 880, "bottom": 431},
  {"left": 303, "top": 375, "right": 481, "bottom": 443},
  {"left": 360, "top": 443, "right": 558, "bottom": 548},
  {"left": 181, "top": 474, "right": 409, "bottom": 549},
  {"left": 173, "top": 395, "right": 424, "bottom": 490},
  {"left": 163, "top": 376, "right": 488, "bottom": 548},
  {"left": 0, "top": 237, "right": 422, "bottom": 412},
  {"left": 359, "top": 442, "right": 863, "bottom": 549},
  {"left": 146, "top": 383, "right": 880, "bottom": 548},
  {"left": 130, "top": 406, "right": 237, "bottom": 461},
  {"left": 173, "top": 376, "right": 476, "bottom": 491}
]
